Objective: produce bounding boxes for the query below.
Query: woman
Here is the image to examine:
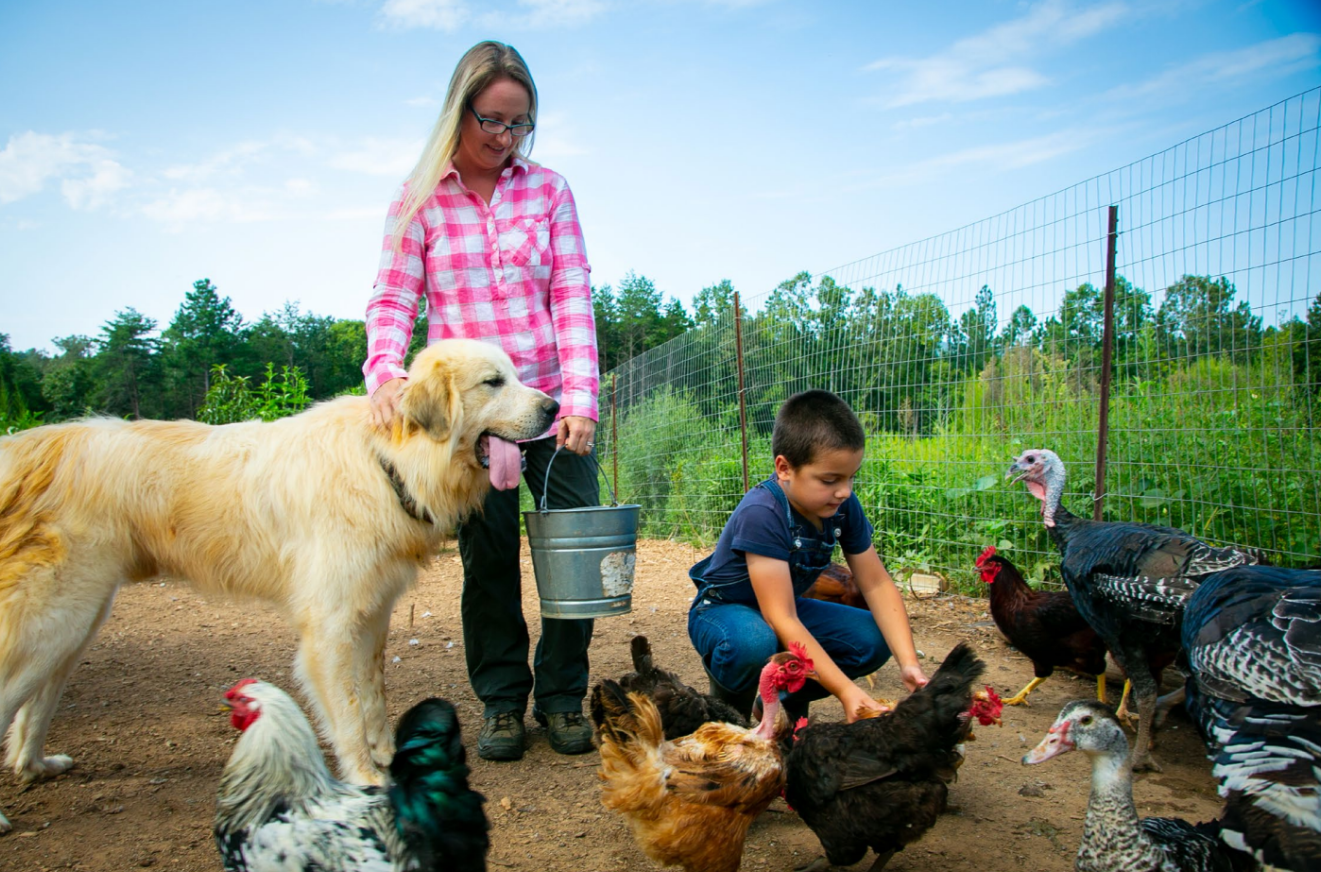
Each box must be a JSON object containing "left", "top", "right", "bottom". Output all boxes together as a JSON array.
[{"left": 363, "top": 41, "right": 599, "bottom": 762}]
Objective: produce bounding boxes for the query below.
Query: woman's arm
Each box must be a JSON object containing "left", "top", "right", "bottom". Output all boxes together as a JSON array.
[
  {"left": 748, "top": 552, "right": 886, "bottom": 722},
  {"left": 847, "top": 545, "right": 929, "bottom": 691},
  {"left": 363, "top": 189, "right": 428, "bottom": 415},
  {"left": 545, "top": 181, "right": 598, "bottom": 425}
]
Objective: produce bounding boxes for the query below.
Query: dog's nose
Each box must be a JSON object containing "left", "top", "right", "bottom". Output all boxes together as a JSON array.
[{"left": 543, "top": 397, "right": 560, "bottom": 419}]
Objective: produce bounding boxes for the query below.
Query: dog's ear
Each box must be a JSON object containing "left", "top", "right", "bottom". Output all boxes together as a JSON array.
[{"left": 399, "top": 362, "right": 459, "bottom": 441}]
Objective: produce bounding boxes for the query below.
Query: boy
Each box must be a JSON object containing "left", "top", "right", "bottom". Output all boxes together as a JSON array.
[{"left": 687, "top": 389, "right": 928, "bottom": 722}]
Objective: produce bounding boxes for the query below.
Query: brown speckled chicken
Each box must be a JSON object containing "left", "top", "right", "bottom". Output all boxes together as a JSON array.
[{"left": 590, "top": 647, "right": 813, "bottom": 872}]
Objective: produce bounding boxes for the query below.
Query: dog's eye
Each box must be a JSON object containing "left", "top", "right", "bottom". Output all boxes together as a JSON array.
[{"left": 484, "top": 375, "right": 505, "bottom": 388}]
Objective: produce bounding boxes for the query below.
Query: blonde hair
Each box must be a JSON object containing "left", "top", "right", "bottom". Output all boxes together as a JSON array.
[{"left": 391, "top": 41, "right": 538, "bottom": 251}]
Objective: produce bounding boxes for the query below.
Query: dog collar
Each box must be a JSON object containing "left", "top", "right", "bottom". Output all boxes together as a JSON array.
[{"left": 378, "top": 456, "right": 434, "bottom": 525}]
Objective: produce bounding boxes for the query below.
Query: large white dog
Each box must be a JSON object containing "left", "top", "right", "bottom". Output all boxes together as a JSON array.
[{"left": 0, "top": 339, "right": 558, "bottom": 832}]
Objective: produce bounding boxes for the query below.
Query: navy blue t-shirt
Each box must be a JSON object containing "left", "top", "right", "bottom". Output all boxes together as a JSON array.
[{"left": 689, "top": 478, "right": 875, "bottom": 606}]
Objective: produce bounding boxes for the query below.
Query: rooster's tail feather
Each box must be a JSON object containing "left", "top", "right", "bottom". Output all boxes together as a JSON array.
[
  {"left": 629, "top": 635, "right": 656, "bottom": 678},
  {"left": 893, "top": 641, "right": 985, "bottom": 747},
  {"left": 388, "top": 698, "right": 490, "bottom": 871},
  {"left": 591, "top": 679, "right": 665, "bottom": 752}
]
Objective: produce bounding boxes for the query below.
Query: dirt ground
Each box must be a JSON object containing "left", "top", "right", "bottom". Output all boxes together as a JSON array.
[{"left": 0, "top": 538, "right": 1225, "bottom": 872}]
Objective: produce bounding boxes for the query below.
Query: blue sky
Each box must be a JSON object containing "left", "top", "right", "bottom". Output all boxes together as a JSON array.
[{"left": 2, "top": 0, "right": 1319, "bottom": 354}]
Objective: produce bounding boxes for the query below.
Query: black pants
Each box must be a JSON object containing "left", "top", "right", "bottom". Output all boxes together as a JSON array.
[{"left": 458, "top": 436, "right": 598, "bottom": 718}]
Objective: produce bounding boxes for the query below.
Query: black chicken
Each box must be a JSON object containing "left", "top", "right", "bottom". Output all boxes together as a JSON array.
[
  {"left": 976, "top": 546, "right": 1109, "bottom": 705},
  {"left": 1181, "top": 565, "right": 1321, "bottom": 871},
  {"left": 783, "top": 642, "right": 987, "bottom": 872},
  {"left": 1007, "top": 448, "right": 1260, "bottom": 770},
  {"left": 616, "top": 635, "right": 749, "bottom": 739},
  {"left": 215, "top": 679, "right": 490, "bottom": 872}
]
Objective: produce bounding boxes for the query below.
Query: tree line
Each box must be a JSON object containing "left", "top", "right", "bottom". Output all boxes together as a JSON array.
[
  {"left": 613, "top": 271, "right": 1320, "bottom": 440},
  {"left": 0, "top": 274, "right": 696, "bottom": 430}
]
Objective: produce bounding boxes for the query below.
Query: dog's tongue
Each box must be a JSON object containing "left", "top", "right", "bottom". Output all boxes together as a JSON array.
[{"left": 487, "top": 435, "right": 522, "bottom": 490}]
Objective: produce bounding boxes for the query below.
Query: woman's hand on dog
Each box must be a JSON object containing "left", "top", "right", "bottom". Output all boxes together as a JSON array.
[
  {"left": 557, "top": 416, "right": 596, "bottom": 455},
  {"left": 370, "top": 377, "right": 406, "bottom": 430}
]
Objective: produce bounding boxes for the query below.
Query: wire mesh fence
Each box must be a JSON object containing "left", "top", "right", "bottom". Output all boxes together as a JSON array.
[{"left": 599, "top": 87, "right": 1321, "bottom": 593}]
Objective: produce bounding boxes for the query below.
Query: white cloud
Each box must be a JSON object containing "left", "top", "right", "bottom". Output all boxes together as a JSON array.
[
  {"left": 1106, "top": 33, "right": 1321, "bottom": 102},
  {"left": 138, "top": 187, "right": 279, "bottom": 228},
  {"left": 0, "top": 131, "right": 131, "bottom": 208},
  {"left": 327, "top": 137, "right": 422, "bottom": 176},
  {"left": 866, "top": 0, "right": 1127, "bottom": 108},
  {"left": 162, "top": 135, "right": 317, "bottom": 183},
  {"left": 379, "top": 0, "right": 470, "bottom": 30},
  {"left": 379, "top": 0, "right": 608, "bottom": 31}
]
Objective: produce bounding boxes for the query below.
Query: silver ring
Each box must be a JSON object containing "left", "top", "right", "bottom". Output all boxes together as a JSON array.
[{"left": 586, "top": 441, "right": 595, "bottom": 447}]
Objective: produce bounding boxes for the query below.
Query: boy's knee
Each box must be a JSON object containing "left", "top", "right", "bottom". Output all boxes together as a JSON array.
[{"left": 707, "top": 636, "right": 777, "bottom": 691}]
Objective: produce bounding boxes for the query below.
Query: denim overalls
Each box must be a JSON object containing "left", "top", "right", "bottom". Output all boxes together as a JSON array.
[{"left": 689, "top": 476, "right": 843, "bottom": 605}]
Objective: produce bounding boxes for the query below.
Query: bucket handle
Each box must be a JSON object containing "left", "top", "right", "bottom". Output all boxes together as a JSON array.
[{"left": 538, "top": 446, "right": 620, "bottom": 512}]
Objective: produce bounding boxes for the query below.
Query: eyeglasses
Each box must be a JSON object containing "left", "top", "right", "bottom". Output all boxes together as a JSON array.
[{"left": 468, "top": 105, "right": 535, "bottom": 138}]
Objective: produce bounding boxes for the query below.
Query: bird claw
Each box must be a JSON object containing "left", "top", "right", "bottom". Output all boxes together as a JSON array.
[
  {"left": 1131, "top": 752, "right": 1163, "bottom": 773},
  {"left": 1002, "top": 693, "right": 1030, "bottom": 707},
  {"left": 793, "top": 857, "right": 832, "bottom": 872}
]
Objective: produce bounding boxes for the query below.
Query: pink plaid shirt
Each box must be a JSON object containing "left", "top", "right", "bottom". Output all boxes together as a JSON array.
[{"left": 363, "top": 156, "right": 599, "bottom": 426}]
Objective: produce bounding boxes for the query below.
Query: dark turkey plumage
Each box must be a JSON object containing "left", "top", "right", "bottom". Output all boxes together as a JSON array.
[
  {"left": 1181, "top": 566, "right": 1321, "bottom": 872},
  {"left": 1008, "top": 448, "right": 1260, "bottom": 770}
]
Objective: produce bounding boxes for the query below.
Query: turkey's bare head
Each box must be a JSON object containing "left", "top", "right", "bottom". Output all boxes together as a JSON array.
[{"left": 1007, "top": 449, "right": 1065, "bottom": 527}]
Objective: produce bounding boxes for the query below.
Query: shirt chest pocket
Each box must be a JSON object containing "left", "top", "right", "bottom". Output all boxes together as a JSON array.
[{"left": 496, "top": 216, "right": 551, "bottom": 269}]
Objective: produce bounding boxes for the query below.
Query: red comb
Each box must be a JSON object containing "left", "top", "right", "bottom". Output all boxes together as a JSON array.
[
  {"left": 975, "top": 545, "right": 996, "bottom": 567},
  {"left": 788, "top": 641, "right": 814, "bottom": 673},
  {"left": 226, "top": 678, "right": 259, "bottom": 700},
  {"left": 792, "top": 716, "right": 810, "bottom": 744}
]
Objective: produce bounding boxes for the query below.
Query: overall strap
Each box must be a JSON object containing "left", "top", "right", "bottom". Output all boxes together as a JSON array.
[{"left": 757, "top": 476, "right": 795, "bottom": 530}]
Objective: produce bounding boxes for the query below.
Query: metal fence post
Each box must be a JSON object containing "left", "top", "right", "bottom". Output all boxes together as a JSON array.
[
  {"left": 733, "top": 291, "right": 750, "bottom": 493},
  {"left": 611, "top": 372, "right": 619, "bottom": 498},
  {"left": 1094, "top": 204, "right": 1119, "bottom": 522}
]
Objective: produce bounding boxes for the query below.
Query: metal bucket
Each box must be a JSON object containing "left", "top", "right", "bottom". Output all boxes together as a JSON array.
[{"left": 524, "top": 449, "right": 641, "bottom": 619}]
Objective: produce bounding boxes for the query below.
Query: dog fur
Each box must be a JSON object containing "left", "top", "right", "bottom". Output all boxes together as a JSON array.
[{"left": 0, "top": 339, "right": 558, "bottom": 832}]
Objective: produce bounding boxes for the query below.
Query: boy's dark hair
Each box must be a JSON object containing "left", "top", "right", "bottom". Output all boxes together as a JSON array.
[{"left": 772, "top": 390, "right": 865, "bottom": 468}]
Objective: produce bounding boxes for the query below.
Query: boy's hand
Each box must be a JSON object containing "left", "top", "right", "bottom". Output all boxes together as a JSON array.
[
  {"left": 899, "top": 663, "right": 929, "bottom": 692},
  {"left": 841, "top": 686, "right": 891, "bottom": 723}
]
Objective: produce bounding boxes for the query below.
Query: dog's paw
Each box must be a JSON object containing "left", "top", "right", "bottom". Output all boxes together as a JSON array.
[{"left": 19, "top": 754, "right": 73, "bottom": 783}]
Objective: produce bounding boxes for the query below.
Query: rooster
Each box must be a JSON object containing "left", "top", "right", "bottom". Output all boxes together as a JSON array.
[
  {"left": 783, "top": 642, "right": 992, "bottom": 872},
  {"left": 590, "top": 646, "right": 813, "bottom": 872},
  {"left": 976, "top": 546, "right": 1109, "bottom": 706},
  {"left": 616, "top": 635, "right": 749, "bottom": 739},
  {"left": 1007, "top": 448, "right": 1259, "bottom": 770},
  {"left": 214, "top": 679, "right": 489, "bottom": 872}
]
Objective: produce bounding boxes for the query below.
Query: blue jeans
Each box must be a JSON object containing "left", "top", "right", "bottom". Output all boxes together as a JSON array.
[{"left": 687, "top": 596, "right": 890, "bottom": 711}]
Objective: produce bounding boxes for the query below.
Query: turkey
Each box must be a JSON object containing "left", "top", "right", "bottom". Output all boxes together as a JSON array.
[
  {"left": 1007, "top": 448, "right": 1260, "bottom": 770},
  {"left": 1181, "top": 565, "right": 1321, "bottom": 871}
]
